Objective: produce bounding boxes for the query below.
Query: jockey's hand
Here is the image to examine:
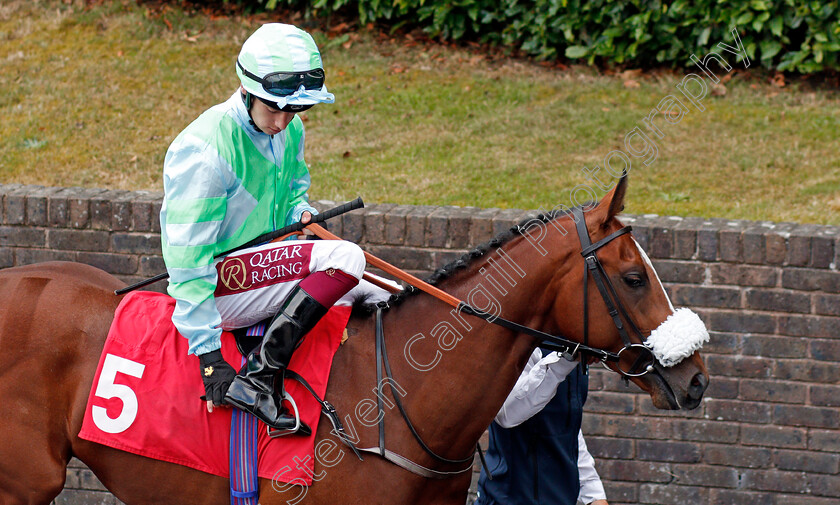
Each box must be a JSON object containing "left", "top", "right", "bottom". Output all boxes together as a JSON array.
[
  {"left": 301, "top": 211, "right": 314, "bottom": 236},
  {"left": 198, "top": 349, "right": 237, "bottom": 412}
]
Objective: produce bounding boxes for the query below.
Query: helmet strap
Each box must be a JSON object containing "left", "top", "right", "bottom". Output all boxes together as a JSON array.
[{"left": 240, "top": 90, "right": 265, "bottom": 133}]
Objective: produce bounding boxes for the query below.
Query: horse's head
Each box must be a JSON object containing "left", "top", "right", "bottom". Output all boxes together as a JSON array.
[{"left": 544, "top": 176, "right": 710, "bottom": 410}]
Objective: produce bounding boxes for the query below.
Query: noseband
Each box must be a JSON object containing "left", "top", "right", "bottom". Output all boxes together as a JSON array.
[{"left": 461, "top": 206, "right": 657, "bottom": 378}]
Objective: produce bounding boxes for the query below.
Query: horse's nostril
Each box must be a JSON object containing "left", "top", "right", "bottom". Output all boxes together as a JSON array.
[{"left": 688, "top": 372, "right": 709, "bottom": 399}]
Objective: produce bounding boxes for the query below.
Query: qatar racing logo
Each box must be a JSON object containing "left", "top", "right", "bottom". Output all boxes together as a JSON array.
[
  {"left": 215, "top": 242, "right": 313, "bottom": 297},
  {"left": 218, "top": 257, "right": 252, "bottom": 292}
]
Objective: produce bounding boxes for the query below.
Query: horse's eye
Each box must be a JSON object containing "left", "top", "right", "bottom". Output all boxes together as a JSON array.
[{"left": 624, "top": 274, "right": 646, "bottom": 288}]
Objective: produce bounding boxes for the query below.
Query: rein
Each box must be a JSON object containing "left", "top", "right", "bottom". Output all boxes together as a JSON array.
[{"left": 301, "top": 210, "right": 656, "bottom": 478}]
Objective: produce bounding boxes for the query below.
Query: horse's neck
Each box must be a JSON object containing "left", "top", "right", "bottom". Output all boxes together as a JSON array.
[{"left": 381, "top": 233, "right": 577, "bottom": 463}]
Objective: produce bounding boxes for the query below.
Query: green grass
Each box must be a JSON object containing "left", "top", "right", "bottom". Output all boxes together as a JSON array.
[{"left": 1, "top": 1, "right": 839, "bottom": 224}]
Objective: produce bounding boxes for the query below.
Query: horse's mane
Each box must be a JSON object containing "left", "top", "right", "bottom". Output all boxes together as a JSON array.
[{"left": 352, "top": 204, "right": 590, "bottom": 315}]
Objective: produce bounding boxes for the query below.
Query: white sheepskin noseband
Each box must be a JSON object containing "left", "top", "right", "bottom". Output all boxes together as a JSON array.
[{"left": 644, "top": 308, "right": 709, "bottom": 367}]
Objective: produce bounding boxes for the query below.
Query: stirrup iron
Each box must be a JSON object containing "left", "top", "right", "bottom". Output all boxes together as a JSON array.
[{"left": 267, "top": 390, "right": 302, "bottom": 438}]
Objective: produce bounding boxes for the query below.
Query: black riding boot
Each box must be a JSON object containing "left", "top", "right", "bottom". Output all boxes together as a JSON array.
[{"left": 224, "top": 286, "right": 327, "bottom": 435}]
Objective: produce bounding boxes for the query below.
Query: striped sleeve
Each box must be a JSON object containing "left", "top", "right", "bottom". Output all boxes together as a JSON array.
[
  {"left": 286, "top": 121, "right": 317, "bottom": 225},
  {"left": 161, "top": 134, "right": 227, "bottom": 355}
]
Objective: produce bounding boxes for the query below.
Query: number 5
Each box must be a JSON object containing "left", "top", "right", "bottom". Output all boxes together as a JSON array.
[{"left": 91, "top": 354, "right": 146, "bottom": 434}]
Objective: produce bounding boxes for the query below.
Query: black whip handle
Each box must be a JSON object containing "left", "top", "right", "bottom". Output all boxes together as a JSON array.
[{"left": 114, "top": 197, "right": 364, "bottom": 295}]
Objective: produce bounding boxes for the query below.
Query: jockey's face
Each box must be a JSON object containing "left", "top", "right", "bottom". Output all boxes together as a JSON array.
[{"left": 248, "top": 95, "right": 296, "bottom": 136}]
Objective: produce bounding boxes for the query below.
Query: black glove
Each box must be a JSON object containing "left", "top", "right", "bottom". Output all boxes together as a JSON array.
[{"left": 198, "top": 349, "right": 237, "bottom": 405}]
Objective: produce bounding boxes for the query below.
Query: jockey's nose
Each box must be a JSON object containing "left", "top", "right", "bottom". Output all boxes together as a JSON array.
[{"left": 276, "top": 112, "right": 295, "bottom": 131}]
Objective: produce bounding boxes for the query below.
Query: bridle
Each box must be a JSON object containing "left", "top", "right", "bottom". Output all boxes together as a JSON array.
[
  {"left": 461, "top": 206, "right": 657, "bottom": 377},
  {"left": 344, "top": 207, "right": 661, "bottom": 479}
]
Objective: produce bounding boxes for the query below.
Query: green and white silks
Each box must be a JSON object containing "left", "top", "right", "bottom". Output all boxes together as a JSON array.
[{"left": 160, "top": 91, "right": 316, "bottom": 355}]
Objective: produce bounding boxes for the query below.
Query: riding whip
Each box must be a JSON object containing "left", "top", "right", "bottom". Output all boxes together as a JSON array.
[{"left": 114, "top": 197, "right": 365, "bottom": 296}]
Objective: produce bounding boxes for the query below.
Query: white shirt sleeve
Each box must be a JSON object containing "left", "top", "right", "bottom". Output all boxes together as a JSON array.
[
  {"left": 494, "top": 348, "right": 580, "bottom": 428},
  {"left": 577, "top": 430, "right": 607, "bottom": 503}
]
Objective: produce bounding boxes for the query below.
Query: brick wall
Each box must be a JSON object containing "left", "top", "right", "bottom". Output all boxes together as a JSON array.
[{"left": 2, "top": 185, "right": 837, "bottom": 505}]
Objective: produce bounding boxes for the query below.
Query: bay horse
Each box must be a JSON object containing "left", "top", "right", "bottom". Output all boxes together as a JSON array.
[{"left": 0, "top": 177, "right": 709, "bottom": 504}]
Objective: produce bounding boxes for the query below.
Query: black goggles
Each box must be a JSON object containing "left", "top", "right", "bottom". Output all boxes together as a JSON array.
[
  {"left": 237, "top": 60, "right": 326, "bottom": 97},
  {"left": 254, "top": 95, "right": 314, "bottom": 113}
]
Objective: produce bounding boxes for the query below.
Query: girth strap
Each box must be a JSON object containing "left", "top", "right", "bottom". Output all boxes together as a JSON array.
[
  {"left": 284, "top": 369, "right": 364, "bottom": 461},
  {"left": 356, "top": 307, "right": 475, "bottom": 479}
]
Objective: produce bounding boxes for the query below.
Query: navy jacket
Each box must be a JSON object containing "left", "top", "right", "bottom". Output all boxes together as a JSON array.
[{"left": 476, "top": 362, "right": 589, "bottom": 505}]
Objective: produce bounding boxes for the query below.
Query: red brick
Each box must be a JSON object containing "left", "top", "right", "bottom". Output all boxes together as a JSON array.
[
  {"left": 25, "top": 186, "right": 62, "bottom": 226},
  {"left": 705, "top": 355, "right": 772, "bottom": 379},
  {"left": 741, "top": 469, "right": 810, "bottom": 493},
  {"left": 581, "top": 414, "right": 671, "bottom": 440},
  {"left": 743, "top": 225, "right": 769, "bottom": 264},
  {"left": 704, "top": 444, "right": 772, "bottom": 468},
  {"left": 810, "top": 430, "right": 840, "bottom": 452},
  {"left": 382, "top": 204, "right": 412, "bottom": 246},
  {"left": 0, "top": 227, "right": 46, "bottom": 248},
  {"left": 773, "top": 404, "right": 840, "bottom": 428},
  {"left": 710, "top": 263, "right": 778, "bottom": 287},
  {"left": 637, "top": 440, "right": 701, "bottom": 462},
  {"left": 786, "top": 231, "right": 813, "bottom": 266},
  {"left": 764, "top": 232, "right": 788, "bottom": 266},
  {"left": 710, "top": 488, "right": 774, "bottom": 505},
  {"left": 110, "top": 193, "right": 134, "bottom": 232},
  {"left": 601, "top": 481, "right": 637, "bottom": 503},
  {"left": 744, "top": 288, "right": 811, "bottom": 314},
  {"left": 585, "top": 436, "right": 635, "bottom": 459},
  {"left": 3, "top": 186, "right": 28, "bottom": 225},
  {"left": 772, "top": 494, "right": 840, "bottom": 505},
  {"left": 671, "top": 463, "right": 739, "bottom": 487},
  {"left": 812, "top": 234, "right": 837, "bottom": 269},
  {"left": 703, "top": 376, "right": 739, "bottom": 399},
  {"left": 742, "top": 334, "right": 808, "bottom": 359},
  {"left": 48, "top": 229, "right": 109, "bottom": 252},
  {"left": 595, "top": 459, "right": 673, "bottom": 483},
  {"left": 670, "top": 419, "right": 740, "bottom": 446},
  {"left": 782, "top": 268, "right": 840, "bottom": 293},
  {"left": 719, "top": 224, "right": 745, "bottom": 263},
  {"left": 812, "top": 480, "right": 840, "bottom": 502},
  {"left": 814, "top": 294, "right": 840, "bottom": 316},
  {"left": 775, "top": 449, "right": 840, "bottom": 474},
  {"left": 648, "top": 226, "right": 673, "bottom": 259},
  {"left": 491, "top": 208, "right": 528, "bottom": 238},
  {"left": 341, "top": 208, "right": 365, "bottom": 243},
  {"left": 366, "top": 245, "right": 433, "bottom": 272},
  {"left": 584, "top": 391, "right": 635, "bottom": 414},
  {"left": 669, "top": 285, "right": 741, "bottom": 309},
  {"left": 697, "top": 226, "right": 719, "bottom": 261},
  {"left": 706, "top": 399, "right": 772, "bottom": 423},
  {"left": 739, "top": 378, "right": 807, "bottom": 404},
  {"left": 445, "top": 206, "right": 475, "bottom": 249},
  {"left": 639, "top": 483, "right": 708, "bottom": 503},
  {"left": 76, "top": 252, "right": 138, "bottom": 276},
  {"left": 779, "top": 314, "right": 840, "bottom": 339},
  {"left": 650, "top": 259, "right": 705, "bottom": 284},
  {"left": 707, "top": 310, "right": 776, "bottom": 334},
  {"left": 810, "top": 385, "right": 840, "bottom": 407},
  {"left": 15, "top": 248, "right": 76, "bottom": 265},
  {"left": 776, "top": 359, "right": 840, "bottom": 382},
  {"left": 742, "top": 425, "right": 807, "bottom": 449},
  {"left": 111, "top": 233, "right": 161, "bottom": 255},
  {"left": 702, "top": 331, "right": 739, "bottom": 355},
  {"left": 810, "top": 339, "right": 840, "bottom": 361},
  {"left": 466, "top": 207, "right": 500, "bottom": 247},
  {"left": 363, "top": 203, "right": 395, "bottom": 244}
]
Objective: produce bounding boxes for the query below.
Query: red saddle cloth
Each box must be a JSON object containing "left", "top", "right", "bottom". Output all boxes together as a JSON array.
[{"left": 78, "top": 291, "right": 350, "bottom": 484}]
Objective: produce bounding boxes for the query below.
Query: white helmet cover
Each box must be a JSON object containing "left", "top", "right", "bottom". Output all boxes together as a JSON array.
[{"left": 236, "top": 23, "right": 335, "bottom": 108}]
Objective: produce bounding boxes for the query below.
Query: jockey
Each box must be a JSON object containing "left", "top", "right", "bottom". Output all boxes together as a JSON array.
[{"left": 160, "top": 23, "right": 365, "bottom": 436}]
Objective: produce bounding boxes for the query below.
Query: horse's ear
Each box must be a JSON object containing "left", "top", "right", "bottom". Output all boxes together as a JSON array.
[
  {"left": 590, "top": 174, "right": 628, "bottom": 228},
  {"left": 607, "top": 173, "right": 628, "bottom": 220}
]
